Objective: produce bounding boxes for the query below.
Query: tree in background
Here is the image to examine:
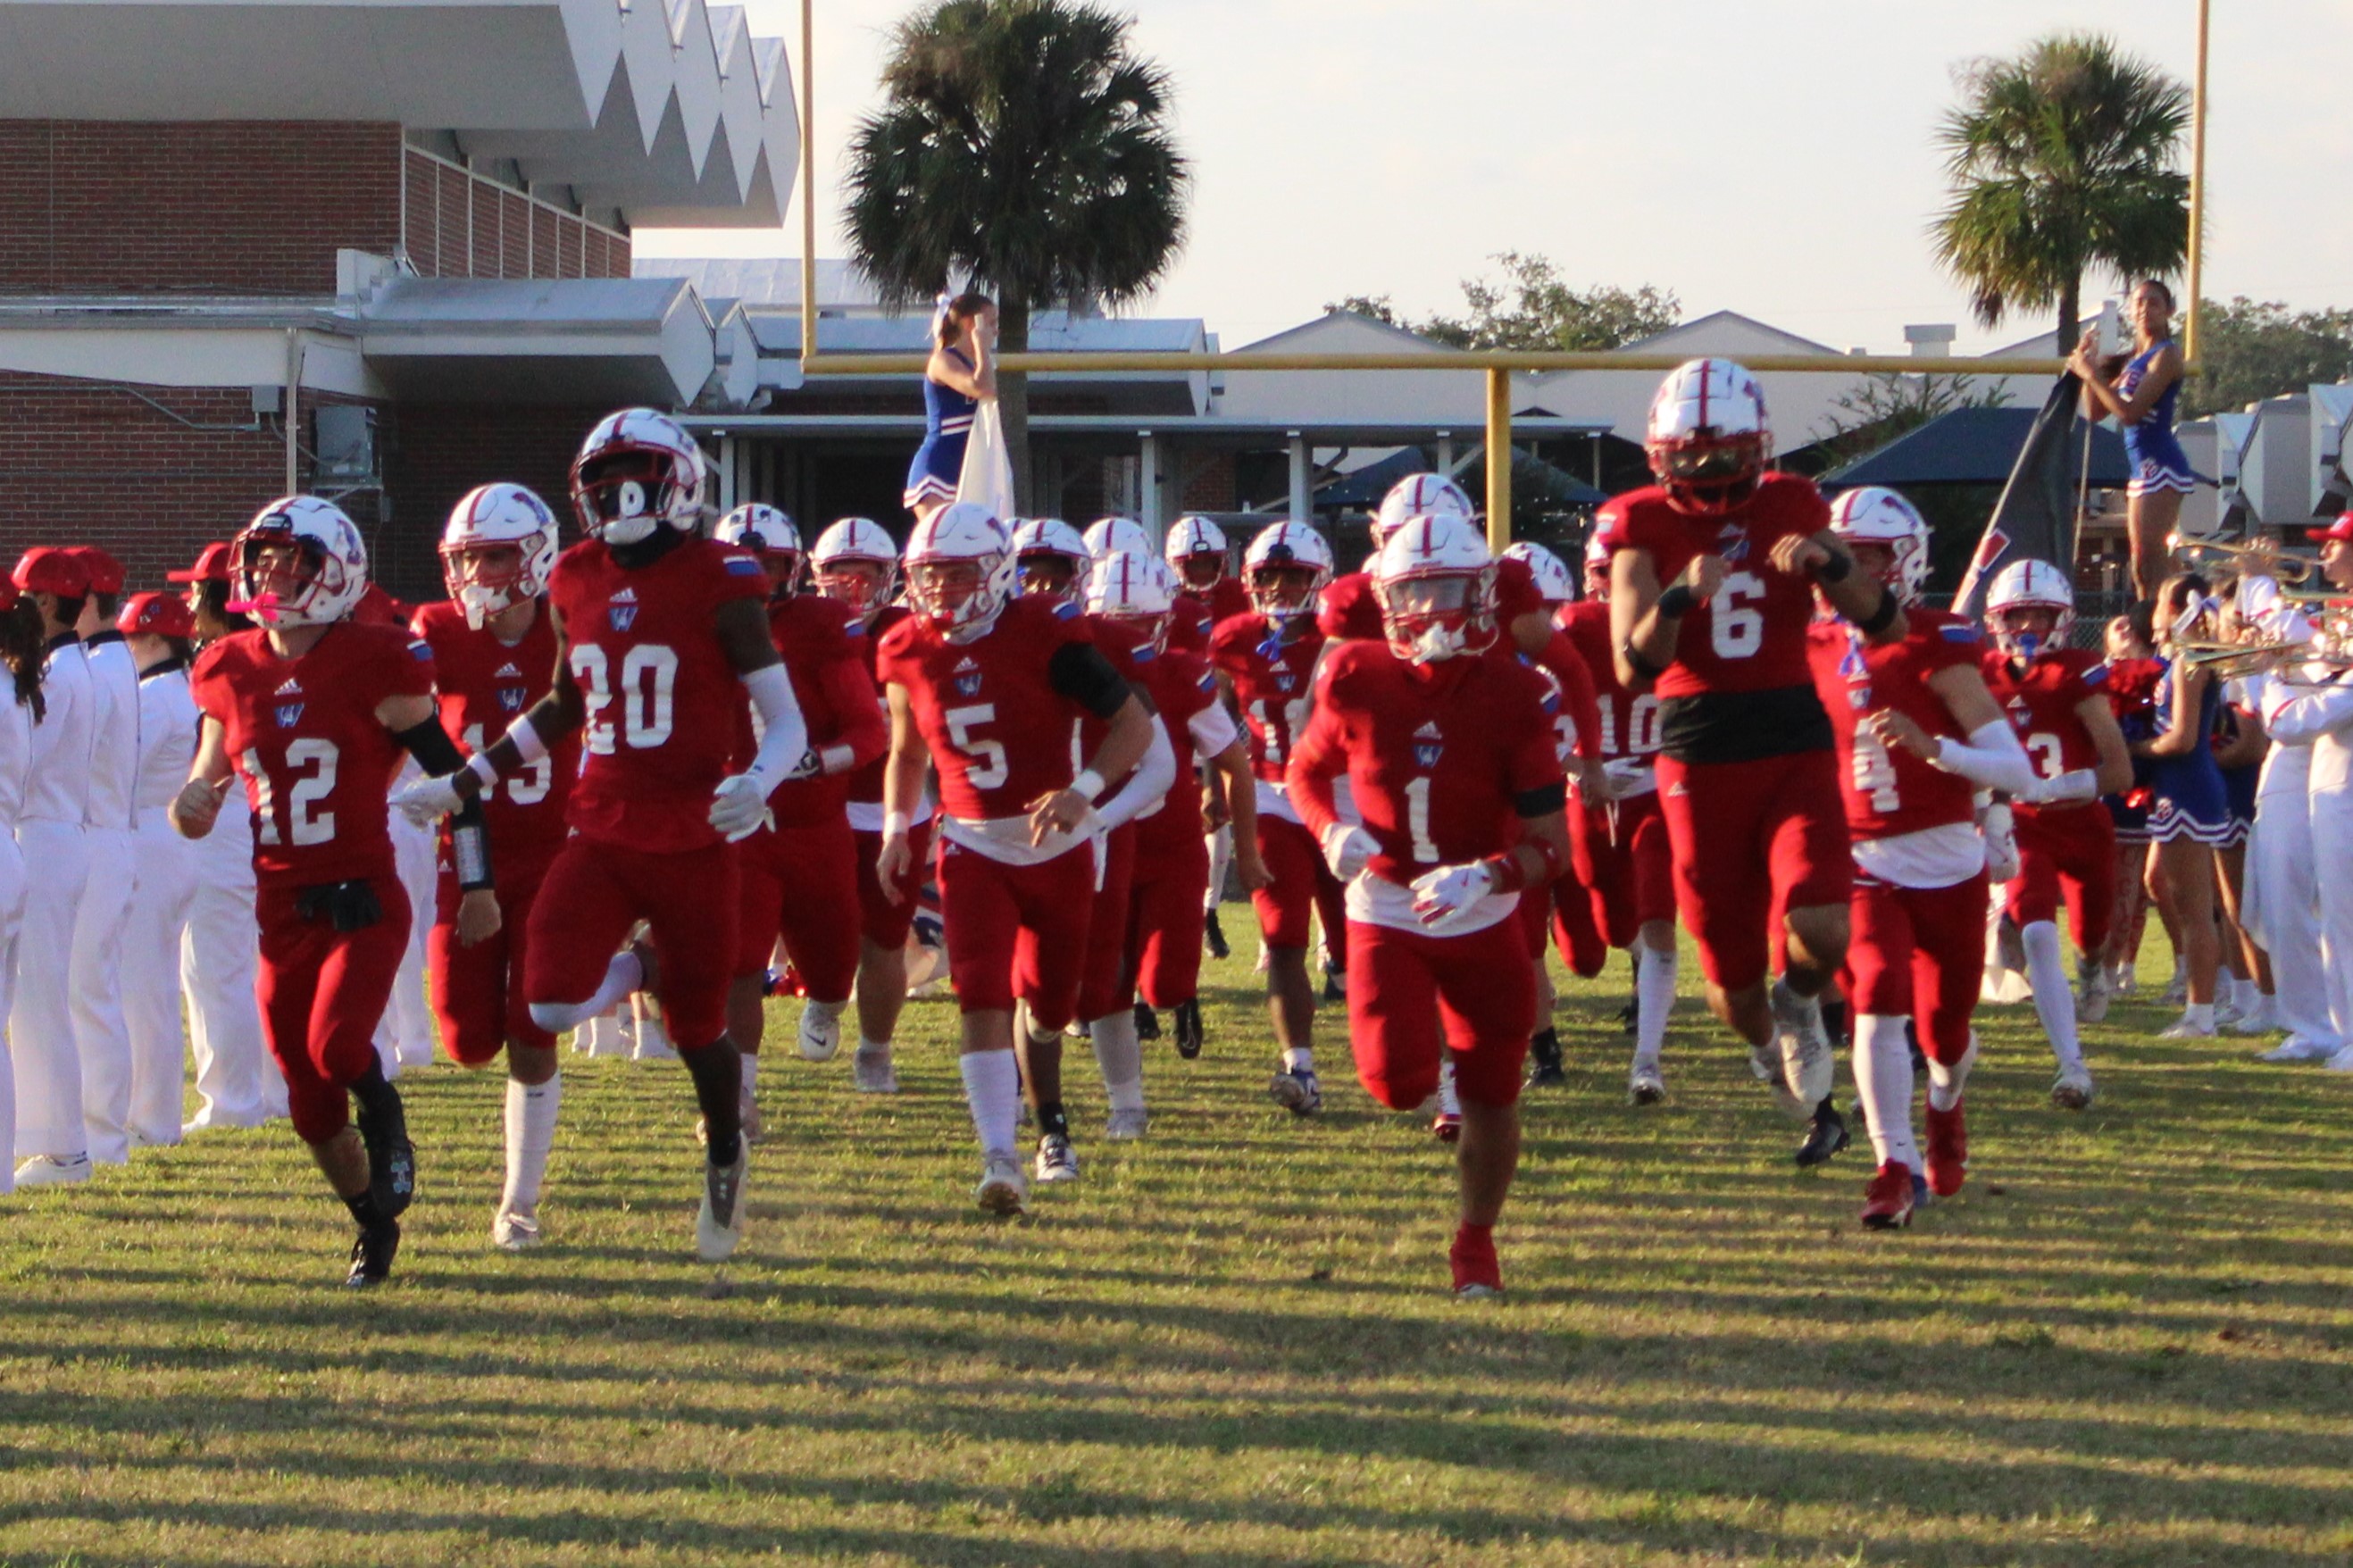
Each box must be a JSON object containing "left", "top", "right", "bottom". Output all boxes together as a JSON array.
[
  {"left": 1332, "top": 253, "right": 1680, "bottom": 353},
  {"left": 844, "top": 0, "right": 1188, "bottom": 510},
  {"left": 2181, "top": 297, "right": 2353, "bottom": 419},
  {"left": 1806, "top": 371, "right": 2015, "bottom": 475},
  {"left": 1932, "top": 32, "right": 2189, "bottom": 352}
]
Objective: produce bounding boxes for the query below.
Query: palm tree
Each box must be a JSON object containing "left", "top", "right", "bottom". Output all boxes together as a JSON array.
[
  {"left": 845, "top": 0, "right": 1189, "bottom": 512},
  {"left": 1932, "top": 32, "right": 2190, "bottom": 352}
]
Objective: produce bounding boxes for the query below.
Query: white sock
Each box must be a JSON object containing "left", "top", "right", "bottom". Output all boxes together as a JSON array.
[
  {"left": 502, "top": 1074, "right": 561, "bottom": 1214},
  {"left": 2182, "top": 1002, "right": 2215, "bottom": 1031},
  {"left": 1634, "top": 944, "right": 1676, "bottom": 1068},
  {"left": 739, "top": 1052, "right": 758, "bottom": 1095},
  {"left": 1437, "top": 1056, "right": 1461, "bottom": 1118},
  {"left": 1926, "top": 1030, "right": 1977, "bottom": 1113},
  {"left": 530, "top": 950, "right": 646, "bottom": 1035},
  {"left": 2021, "top": 922, "right": 2084, "bottom": 1072},
  {"left": 1281, "top": 1046, "right": 1314, "bottom": 1073},
  {"left": 1205, "top": 826, "right": 1231, "bottom": 912},
  {"left": 1088, "top": 1011, "right": 1146, "bottom": 1113},
  {"left": 958, "top": 1049, "right": 1021, "bottom": 1158},
  {"left": 855, "top": 1033, "right": 892, "bottom": 1059},
  {"left": 1852, "top": 1014, "right": 1919, "bottom": 1171}
]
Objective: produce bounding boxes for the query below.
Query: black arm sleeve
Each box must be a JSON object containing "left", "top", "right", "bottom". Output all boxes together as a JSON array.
[
  {"left": 390, "top": 718, "right": 495, "bottom": 891},
  {"left": 1047, "top": 641, "right": 1134, "bottom": 721},
  {"left": 1514, "top": 781, "right": 1568, "bottom": 819}
]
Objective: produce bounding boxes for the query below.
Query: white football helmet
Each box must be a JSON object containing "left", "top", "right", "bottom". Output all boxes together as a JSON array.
[
  {"left": 715, "top": 504, "right": 803, "bottom": 597},
  {"left": 1164, "top": 515, "right": 1231, "bottom": 591},
  {"left": 810, "top": 516, "right": 900, "bottom": 621},
  {"left": 1243, "top": 521, "right": 1335, "bottom": 621},
  {"left": 1501, "top": 540, "right": 1574, "bottom": 605},
  {"left": 1646, "top": 358, "right": 1771, "bottom": 516},
  {"left": 231, "top": 495, "right": 368, "bottom": 628},
  {"left": 1085, "top": 548, "right": 1177, "bottom": 651},
  {"left": 1826, "top": 487, "right": 1932, "bottom": 605},
  {"left": 570, "top": 408, "right": 710, "bottom": 546},
  {"left": 1373, "top": 513, "right": 1498, "bottom": 663},
  {"left": 1373, "top": 472, "right": 1475, "bottom": 545},
  {"left": 1581, "top": 528, "right": 1613, "bottom": 599},
  {"left": 1011, "top": 517, "right": 1091, "bottom": 605},
  {"left": 905, "top": 502, "right": 1016, "bottom": 636},
  {"left": 441, "top": 483, "right": 559, "bottom": 630},
  {"left": 1985, "top": 558, "right": 2076, "bottom": 659},
  {"left": 1083, "top": 516, "right": 1153, "bottom": 561}
]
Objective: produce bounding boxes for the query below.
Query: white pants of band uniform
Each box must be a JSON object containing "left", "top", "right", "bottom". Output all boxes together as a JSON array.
[
  {"left": 71, "top": 822, "right": 137, "bottom": 1163},
  {"left": 123, "top": 818, "right": 197, "bottom": 1147},
  {"left": 11, "top": 817, "right": 90, "bottom": 1163},
  {"left": 0, "top": 830, "right": 28, "bottom": 1193},
  {"left": 2307, "top": 772, "right": 2353, "bottom": 1042},
  {"left": 373, "top": 807, "right": 438, "bottom": 1072},
  {"left": 180, "top": 815, "right": 280, "bottom": 1127},
  {"left": 2245, "top": 745, "right": 2339, "bottom": 1050}
]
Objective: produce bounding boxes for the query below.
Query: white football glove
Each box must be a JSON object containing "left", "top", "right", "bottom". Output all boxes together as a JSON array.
[
  {"left": 1320, "top": 822, "right": 1377, "bottom": 880},
  {"left": 1980, "top": 800, "right": 2021, "bottom": 882},
  {"left": 1409, "top": 861, "right": 1500, "bottom": 930},
  {"left": 393, "top": 773, "right": 465, "bottom": 827},
  {"left": 708, "top": 772, "right": 775, "bottom": 843},
  {"left": 2019, "top": 767, "right": 2099, "bottom": 807}
]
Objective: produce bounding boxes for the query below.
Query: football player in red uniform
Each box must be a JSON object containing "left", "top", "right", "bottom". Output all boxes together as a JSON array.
[
  {"left": 1806, "top": 488, "right": 2036, "bottom": 1224},
  {"left": 875, "top": 505, "right": 1156, "bottom": 1213},
  {"left": 809, "top": 517, "right": 922, "bottom": 1093},
  {"left": 714, "top": 505, "right": 888, "bottom": 1125},
  {"left": 1164, "top": 515, "right": 1250, "bottom": 959},
  {"left": 412, "top": 483, "right": 577, "bottom": 1251},
  {"left": 176, "top": 496, "right": 501, "bottom": 1286},
  {"left": 1316, "top": 474, "right": 1558, "bottom": 661},
  {"left": 398, "top": 409, "right": 807, "bottom": 1265},
  {"left": 1604, "top": 359, "right": 1907, "bottom": 1164},
  {"left": 1557, "top": 530, "right": 1681, "bottom": 1102},
  {"left": 1979, "top": 560, "right": 2133, "bottom": 1109},
  {"left": 1209, "top": 521, "right": 1347, "bottom": 1113},
  {"left": 1289, "top": 514, "right": 1570, "bottom": 1297}
]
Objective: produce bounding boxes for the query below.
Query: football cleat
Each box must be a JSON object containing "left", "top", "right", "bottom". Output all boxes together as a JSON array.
[
  {"left": 1770, "top": 981, "right": 1835, "bottom": 1115},
  {"left": 2109, "top": 961, "right": 2138, "bottom": 998},
  {"left": 1133, "top": 1002, "right": 1161, "bottom": 1041},
  {"left": 1794, "top": 1100, "right": 1850, "bottom": 1168},
  {"left": 1106, "top": 1106, "right": 1149, "bottom": 1141},
  {"left": 1322, "top": 968, "right": 1347, "bottom": 1004},
  {"left": 1431, "top": 1109, "right": 1463, "bottom": 1143},
  {"left": 1269, "top": 1064, "right": 1323, "bottom": 1115},
  {"left": 853, "top": 1047, "right": 900, "bottom": 1094},
  {"left": 1203, "top": 910, "right": 1231, "bottom": 961},
  {"left": 346, "top": 1222, "right": 400, "bottom": 1289},
  {"left": 697, "top": 1145, "right": 749, "bottom": 1263},
  {"left": 355, "top": 1093, "right": 415, "bottom": 1219},
  {"left": 1527, "top": 1058, "right": 1567, "bottom": 1088},
  {"left": 492, "top": 1208, "right": 543, "bottom": 1252},
  {"left": 2050, "top": 1063, "right": 2096, "bottom": 1110},
  {"left": 1923, "top": 1101, "right": 1968, "bottom": 1197},
  {"left": 1748, "top": 1044, "right": 1778, "bottom": 1083},
  {"left": 1172, "top": 998, "right": 1205, "bottom": 1059},
  {"left": 13, "top": 1154, "right": 93, "bottom": 1188},
  {"left": 975, "top": 1154, "right": 1029, "bottom": 1215},
  {"left": 797, "top": 1004, "right": 842, "bottom": 1063},
  {"left": 2075, "top": 959, "right": 2110, "bottom": 1025},
  {"left": 1628, "top": 1063, "right": 1665, "bottom": 1105},
  {"left": 1034, "top": 1133, "right": 1081, "bottom": 1184},
  {"left": 1861, "top": 1162, "right": 1916, "bottom": 1230},
  {"left": 1448, "top": 1227, "right": 1504, "bottom": 1299},
  {"left": 1431, "top": 1060, "right": 1463, "bottom": 1141}
]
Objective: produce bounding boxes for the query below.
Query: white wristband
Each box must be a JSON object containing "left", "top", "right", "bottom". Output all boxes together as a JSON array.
[
  {"left": 465, "top": 752, "right": 500, "bottom": 790},
  {"left": 499, "top": 713, "right": 551, "bottom": 767},
  {"left": 883, "top": 809, "right": 912, "bottom": 838},
  {"left": 1072, "top": 768, "right": 1106, "bottom": 803}
]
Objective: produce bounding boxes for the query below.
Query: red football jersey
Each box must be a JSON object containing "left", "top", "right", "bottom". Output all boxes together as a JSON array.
[
  {"left": 730, "top": 595, "right": 884, "bottom": 829},
  {"left": 1131, "top": 644, "right": 1222, "bottom": 856},
  {"left": 549, "top": 535, "right": 768, "bottom": 853},
  {"left": 413, "top": 598, "right": 577, "bottom": 863},
  {"left": 875, "top": 595, "right": 1099, "bottom": 821},
  {"left": 1556, "top": 599, "right": 1666, "bottom": 763},
  {"left": 2105, "top": 656, "right": 2165, "bottom": 723},
  {"left": 1208, "top": 612, "right": 1324, "bottom": 786},
  {"left": 1289, "top": 641, "right": 1562, "bottom": 886},
  {"left": 846, "top": 604, "right": 914, "bottom": 809},
  {"left": 1982, "top": 646, "right": 2111, "bottom": 788},
  {"left": 1314, "top": 557, "right": 1545, "bottom": 644},
  {"left": 190, "top": 621, "right": 435, "bottom": 887},
  {"left": 1168, "top": 580, "right": 1247, "bottom": 655},
  {"left": 1594, "top": 472, "right": 1832, "bottom": 699},
  {"left": 1806, "top": 606, "right": 1982, "bottom": 841}
]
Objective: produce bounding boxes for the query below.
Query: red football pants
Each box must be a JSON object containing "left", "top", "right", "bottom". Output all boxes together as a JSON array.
[
  {"left": 1252, "top": 813, "right": 1345, "bottom": 951},
  {"left": 1346, "top": 914, "right": 1536, "bottom": 1112},
  {"left": 525, "top": 837, "right": 739, "bottom": 1048},
  {"left": 1127, "top": 829, "right": 1209, "bottom": 1007},
  {"left": 853, "top": 822, "right": 932, "bottom": 949},
  {"left": 430, "top": 850, "right": 556, "bottom": 1067},
  {"left": 256, "top": 872, "right": 412, "bottom": 1146},
  {"left": 735, "top": 819, "right": 862, "bottom": 1001},
  {"left": 937, "top": 835, "right": 1097, "bottom": 1030},
  {"left": 2008, "top": 803, "right": 2116, "bottom": 955},
  {"left": 1843, "top": 872, "right": 1987, "bottom": 1068},
  {"left": 1582, "top": 792, "right": 1676, "bottom": 949},
  {"left": 1075, "top": 825, "right": 1139, "bottom": 1022},
  {"left": 1656, "top": 749, "right": 1851, "bottom": 992}
]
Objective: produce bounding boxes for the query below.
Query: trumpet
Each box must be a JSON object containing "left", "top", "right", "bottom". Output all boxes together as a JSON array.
[
  {"left": 2168, "top": 531, "right": 2323, "bottom": 586},
  {"left": 2175, "top": 638, "right": 2312, "bottom": 677}
]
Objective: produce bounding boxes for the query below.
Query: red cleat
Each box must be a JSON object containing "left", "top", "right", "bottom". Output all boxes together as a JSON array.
[
  {"left": 1431, "top": 1109, "right": 1462, "bottom": 1143},
  {"left": 1923, "top": 1101, "right": 1968, "bottom": 1197},
  {"left": 1861, "top": 1161, "right": 1915, "bottom": 1230},
  {"left": 1449, "top": 1224, "right": 1502, "bottom": 1298}
]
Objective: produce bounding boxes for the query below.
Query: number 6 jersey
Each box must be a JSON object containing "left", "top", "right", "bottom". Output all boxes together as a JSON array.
[
  {"left": 549, "top": 535, "right": 768, "bottom": 853},
  {"left": 190, "top": 621, "right": 437, "bottom": 887}
]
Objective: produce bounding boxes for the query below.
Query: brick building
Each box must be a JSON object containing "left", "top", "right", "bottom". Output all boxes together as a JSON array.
[{"left": 0, "top": 0, "right": 795, "bottom": 600}]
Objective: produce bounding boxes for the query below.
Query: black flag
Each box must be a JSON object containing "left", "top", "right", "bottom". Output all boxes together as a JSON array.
[{"left": 1953, "top": 372, "right": 2088, "bottom": 621}]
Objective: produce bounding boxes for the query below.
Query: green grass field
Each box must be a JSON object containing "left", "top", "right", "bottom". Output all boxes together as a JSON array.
[{"left": 4, "top": 934, "right": 2351, "bottom": 1567}]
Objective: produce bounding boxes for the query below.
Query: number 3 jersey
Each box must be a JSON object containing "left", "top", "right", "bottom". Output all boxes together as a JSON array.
[
  {"left": 1806, "top": 606, "right": 1983, "bottom": 851},
  {"left": 549, "top": 535, "right": 768, "bottom": 853},
  {"left": 412, "top": 597, "right": 578, "bottom": 864},
  {"left": 190, "top": 621, "right": 436, "bottom": 888}
]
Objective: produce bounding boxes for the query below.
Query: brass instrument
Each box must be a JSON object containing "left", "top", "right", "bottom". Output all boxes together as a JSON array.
[
  {"left": 2174, "top": 638, "right": 2309, "bottom": 677},
  {"left": 2167, "top": 531, "right": 2324, "bottom": 586}
]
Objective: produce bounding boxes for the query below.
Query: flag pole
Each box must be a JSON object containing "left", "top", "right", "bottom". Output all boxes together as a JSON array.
[{"left": 2183, "top": 0, "right": 2210, "bottom": 367}]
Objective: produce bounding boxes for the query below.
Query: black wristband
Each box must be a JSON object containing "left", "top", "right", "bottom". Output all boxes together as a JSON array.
[
  {"left": 1623, "top": 640, "right": 1666, "bottom": 682},
  {"left": 1656, "top": 584, "right": 1698, "bottom": 618},
  {"left": 1857, "top": 585, "right": 1899, "bottom": 636},
  {"left": 1813, "top": 549, "right": 1854, "bottom": 584}
]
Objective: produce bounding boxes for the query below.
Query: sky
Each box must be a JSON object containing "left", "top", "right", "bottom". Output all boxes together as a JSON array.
[{"left": 639, "top": 1, "right": 2353, "bottom": 355}]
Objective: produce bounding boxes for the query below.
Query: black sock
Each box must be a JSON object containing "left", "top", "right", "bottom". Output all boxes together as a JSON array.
[
  {"left": 1820, "top": 997, "right": 1851, "bottom": 1052},
  {"left": 344, "top": 1190, "right": 386, "bottom": 1230},
  {"left": 1530, "top": 1026, "right": 1562, "bottom": 1069},
  {"left": 350, "top": 1060, "right": 403, "bottom": 1128},
  {"left": 1038, "top": 1101, "right": 1069, "bottom": 1139},
  {"left": 680, "top": 1037, "right": 744, "bottom": 1166}
]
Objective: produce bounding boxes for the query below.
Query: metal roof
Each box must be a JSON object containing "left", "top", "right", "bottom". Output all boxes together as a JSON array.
[{"left": 1825, "top": 406, "right": 2131, "bottom": 489}]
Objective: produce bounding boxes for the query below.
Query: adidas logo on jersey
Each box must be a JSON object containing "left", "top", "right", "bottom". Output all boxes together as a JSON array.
[
  {"left": 496, "top": 663, "right": 522, "bottom": 680},
  {"left": 1414, "top": 721, "right": 1441, "bottom": 738},
  {"left": 610, "top": 587, "right": 638, "bottom": 603},
  {"left": 274, "top": 677, "right": 302, "bottom": 696}
]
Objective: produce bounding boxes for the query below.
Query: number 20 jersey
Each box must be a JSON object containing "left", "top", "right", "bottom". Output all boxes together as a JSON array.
[
  {"left": 190, "top": 621, "right": 435, "bottom": 888},
  {"left": 548, "top": 535, "right": 768, "bottom": 853}
]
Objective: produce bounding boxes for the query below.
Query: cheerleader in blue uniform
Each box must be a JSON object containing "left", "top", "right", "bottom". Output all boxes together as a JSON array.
[
  {"left": 905, "top": 292, "right": 997, "bottom": 524},
  {"left": 2134, "top": 575, "right": 2231, "bottom": 1037},
  {"left": 2071, "top": 279, "right": 2190, "bottom": 604}
]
